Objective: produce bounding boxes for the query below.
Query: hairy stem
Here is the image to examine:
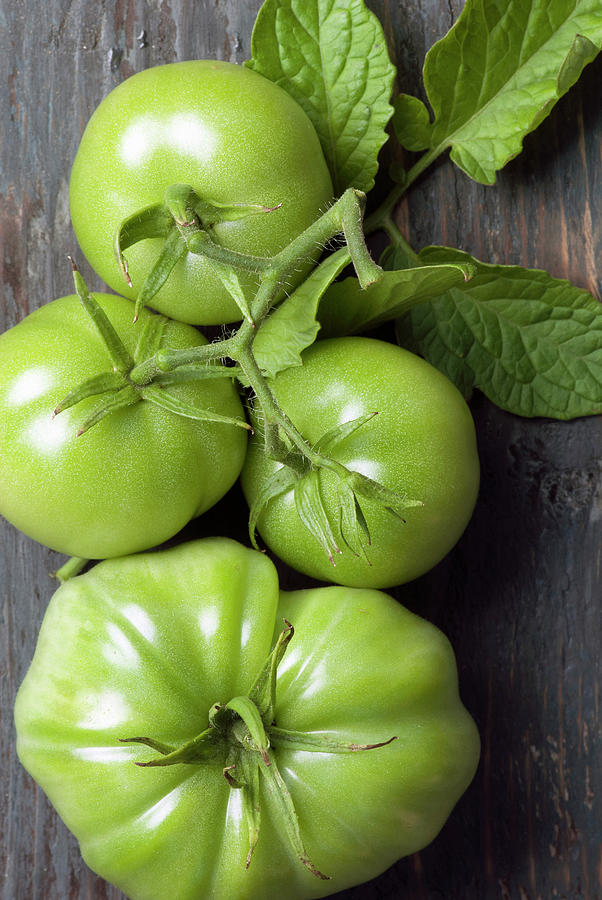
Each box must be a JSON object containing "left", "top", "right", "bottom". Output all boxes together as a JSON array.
[{"left": 128, "top": 337, "right": 236, "bottom": 385}]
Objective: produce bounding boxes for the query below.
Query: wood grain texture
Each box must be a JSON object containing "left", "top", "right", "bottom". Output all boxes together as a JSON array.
[{"left": 1, "top": 1, "right": 600, "bottom": 898}]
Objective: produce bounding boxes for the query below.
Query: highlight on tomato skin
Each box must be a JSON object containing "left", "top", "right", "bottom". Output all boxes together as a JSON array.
[
  {"left": 0, "top": 293, "right": 248, "bottom": 559},
  {"left": 69, "top": 60, "right": 334, "bottom": 326},
  {"left": 242, "top": 336, "right": 480, "bottom": 589},
  {"left": 14, "top": 537, "right": 480, "bottom": 900}
]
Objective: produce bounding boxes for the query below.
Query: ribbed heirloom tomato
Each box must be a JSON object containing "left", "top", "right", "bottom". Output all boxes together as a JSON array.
[
  {"left": 0, "top": 293, "right": 247, "bottom": 559},
  {"left": 242, "top": 337, "right": 480, "bottom": 588},
  {"left": 69, "top": 60, "right": 333, "bottom": 325},
  {"left": 15, "top": 538, "right": 479, "bottom": 900}
]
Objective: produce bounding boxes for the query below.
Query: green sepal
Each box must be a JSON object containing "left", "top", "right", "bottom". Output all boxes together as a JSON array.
[
  {"left": 114, "top": 203, "right": 174, "bottom": 287},
  {"left": 195, "top": 196, "right": 281, "bottom": 226},
  {"left": 313, "top": 412, "right": 378, "bottom": 454},
  {"left": 239, "top": 752, "right": 262, "bottom": 869},
  {"left": 337, "top": 482, "right": 371, "bottom": 561},
  {"left": 259, "top": 748, "right": 329, "bottom": 881},
  {"left": 53, "top": 371, "right": 126, "bottom": 417},
  {"left": 350, "top": 470, "right": 423, "bottom": 519},
  {"left": 134, "top": 313, "right": 168, "bottom": 361},
  {"left": 248, "top": 465, "right": 299, "bottom": 550},
  {"left": 118, "top": 736, "right": 177, "bottom": 756},
  {"left": 133, "top": 228, "right": 187, "bottom": 322},
  {"left": 76, "top": 385, "right": 140, "bottom": 437},
  {"left": 140, "top": 384, "right": 252, "bottom": 430},
  {"left": 295, "top": 470, "right": 341, "bottom": 565},
  {"left": 249, "top": 620, "right": 294, "bottom": 721},
  {"left": 119, "top": 727, "right": 223, "bottom": 767},
  {"left": 212, "top": 263, "right": 254, "bottom": 325},
  {"left": 196, "top": 197, "right": 282, "bottom": 225},
  {"left": 269, "top": 726, "right": 397, "bottom": 754},
  {"left": 71, "top": 262, "right": 134, "bottom": 374}
]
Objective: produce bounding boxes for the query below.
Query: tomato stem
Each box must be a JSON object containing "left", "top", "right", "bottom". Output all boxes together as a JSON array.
[{"left": 53, "top": 556, "right": 88, "bottom": 583}]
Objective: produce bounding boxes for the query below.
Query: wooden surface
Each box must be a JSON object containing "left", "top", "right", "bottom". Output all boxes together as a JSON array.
[{"left": 1, "top": 1, "right": 600, "bottom": 898}]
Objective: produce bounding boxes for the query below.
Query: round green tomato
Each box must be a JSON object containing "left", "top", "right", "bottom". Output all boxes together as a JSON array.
[
  {"left": 15, "top": 537, "right": 479, "bottom": 900},
  {"left": 242, "top": 337, "right": 480, "bottom": 588},
  {"left": 0, "top": 294, "right": 246, "bottom": 558},
  {"left": 69, "top": 61, "right": 333, "bottom": 325}
]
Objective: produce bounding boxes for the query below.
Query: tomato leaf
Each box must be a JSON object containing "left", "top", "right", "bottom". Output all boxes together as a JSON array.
[
  {"left": 247, "top": 0, "right": 395, "bottom": 194},
  {"left": 392, "top": 94, "right": 433, "bottom": 151},
  {"left": 397, "top": 247, "right": 602, "bottom": 419},
  {"left": 379, "top": 242, "right": 420, "bottom": 271},
  {"left": 396, "top": 0, "right": 602, "bottom": 184},
  {"left": 253, "top": 248, "right": 351, "bottom": 379},
  {"left": 318, "top": 262, "right": 475, "bottom": 336}
]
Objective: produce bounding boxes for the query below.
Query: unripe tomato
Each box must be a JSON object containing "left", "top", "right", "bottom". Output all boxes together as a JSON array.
[
  {"left": 242, "top": 337, "right": 480, "bottom": 588},
  {"left": 70, "top": 61, "right": 333, "bottom": 325}
]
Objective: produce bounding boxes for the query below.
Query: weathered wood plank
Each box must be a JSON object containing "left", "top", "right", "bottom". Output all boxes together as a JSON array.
[{"left": 1, "top": 1, "right": 600, "bottom": 898}]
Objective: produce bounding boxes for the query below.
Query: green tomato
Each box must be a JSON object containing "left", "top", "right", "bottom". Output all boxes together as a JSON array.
[
  {"left": 15, "top": 537, "right": 479, "bottom": 900},
  {"left": 242, "top": 337, "right": 480, "bottom": 588},
  {"left": 69, "top": 60, "right": 333, "bottom": 325},
  {"left": 0, "top": 294, "right": 246, "bottom": 558}
]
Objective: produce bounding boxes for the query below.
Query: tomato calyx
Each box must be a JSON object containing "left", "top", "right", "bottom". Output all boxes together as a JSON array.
[
  {"left": 114, "top": 183, "right": 280, "bottom": 323},
  {"left": 120, "top": 620, "right": 396, "bottom": 879},
  {"left": 53, "top": 262, "right": 250, "bottom": 436},
  {"left": 248, "top": 411, "right": 424, "bottom": 566}
]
